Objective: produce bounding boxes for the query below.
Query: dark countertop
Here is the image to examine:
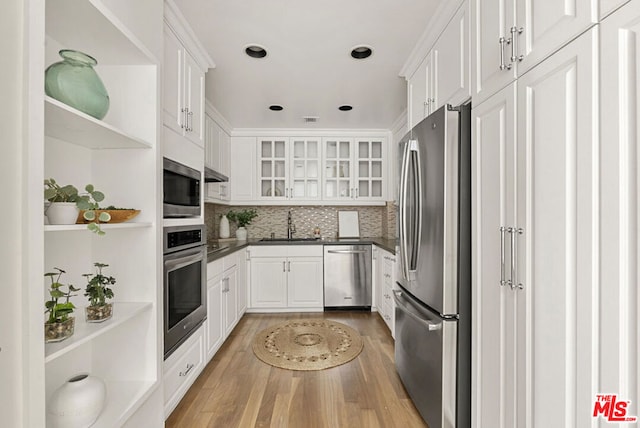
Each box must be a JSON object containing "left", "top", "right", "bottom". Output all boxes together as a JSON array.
[{"left": 206, "top": 236, "right": 397, "bottom": 263}]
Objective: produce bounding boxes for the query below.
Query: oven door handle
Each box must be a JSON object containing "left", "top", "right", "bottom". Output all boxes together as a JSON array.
[{"left": 164, "top": 246, "right": 205, "bottom": 272}]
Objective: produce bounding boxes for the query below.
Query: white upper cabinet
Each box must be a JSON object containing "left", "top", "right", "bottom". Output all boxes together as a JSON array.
[
  {"left": 163, "top": 25, "right": 205, "bottom": 147},
  {"left": 257, "top": 137, "right": 323, "bottom": 202},
  {"left": 230, "top": 136, "right": 257, "bottom": 201},
  {"left": 289, "top": 138, "right": 322, "bottom": 200},
  {"left": 407, "top": 1, "right": 469, "bottom": 129},
  {"left": 472, "top": 0, "right": 597, "bottom": 105},
  {"left": 354, "top": 138, "right": 385, "bottom": 200},
  {"left": 205, "top": 113, "right": 231, "bottom": 202},
  {"left": 258, "top": 137, "right": 289, "bottom": 200},
  {"left": 433, "top": 1, "right": 470, "bottom": 108},
  {"left": 408, "top": 52, "right": 435, "bottom": 128},
  {"left": 322, "top": 137, "right": 386, "bottom": 202}
]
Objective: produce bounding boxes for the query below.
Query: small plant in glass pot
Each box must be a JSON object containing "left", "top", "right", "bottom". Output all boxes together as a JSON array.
[
  {"left": 44, "top": 268, "right": 79, "bottom": 343},
  {"left": 83, "top": 262, "right": 116, "bottom": 323},
  {"left": 226, "top": 209, "right": 258, "bottom": 240},
  {"left": 44, "top": 178, "right": 111, "bottom": 235}
]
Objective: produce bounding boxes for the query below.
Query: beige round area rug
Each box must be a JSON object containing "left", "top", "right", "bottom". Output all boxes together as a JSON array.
[{"left": 252, "top": 319, "right": 364, "bottom": 371}]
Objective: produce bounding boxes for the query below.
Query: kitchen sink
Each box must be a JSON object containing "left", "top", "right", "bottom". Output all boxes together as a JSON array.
[{"left": 259, "top": 237, "right": 320, "bottom": 242}]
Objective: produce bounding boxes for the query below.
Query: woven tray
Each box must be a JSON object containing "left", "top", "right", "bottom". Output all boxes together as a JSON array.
[{"left": 76, "top": 209, "right": 140, "bottom": 224}]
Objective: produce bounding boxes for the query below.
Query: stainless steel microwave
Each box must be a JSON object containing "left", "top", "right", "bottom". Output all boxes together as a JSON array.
[{"left": 163, "top": 157, "right": 201, "bottom": 218}]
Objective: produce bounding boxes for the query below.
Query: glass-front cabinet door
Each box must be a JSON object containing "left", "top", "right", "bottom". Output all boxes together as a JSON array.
[
  {"left": 322, "top": 138, "right": 354, "bottom": 200},
  {"left": 259, "top": 138, "right": 288, "bottom": 199},
  {"left": 355, "top": 138, "right": 384, "bottom": 200},
  {"left": 290, "top": 138, "right": 321, "bottom": 200}
]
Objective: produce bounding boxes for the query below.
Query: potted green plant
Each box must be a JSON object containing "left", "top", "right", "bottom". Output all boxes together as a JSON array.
[
  {"left": 44, "top": 178, "right": 111, "bottom": 235},
  {"left": 226, "top": 208, "right": 258, "bottom": 240},
  {"left": 83, "top": 262, "right": 116, "bottom": 323},
  {"left": 44, "top": 268, "right": 80, "bottom": 343}
]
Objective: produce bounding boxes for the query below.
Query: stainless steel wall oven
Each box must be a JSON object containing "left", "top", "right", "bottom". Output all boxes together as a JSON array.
[
  {"left": 163, "top": 157, "right": 201, "bottom": 218},
  {"left": 163, "top": 224, "right": 207, "bottom": 359}
]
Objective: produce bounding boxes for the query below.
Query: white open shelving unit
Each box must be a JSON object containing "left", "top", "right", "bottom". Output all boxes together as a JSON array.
[{"left": 41, "top": 0, "right": 162, "bottom": 426}]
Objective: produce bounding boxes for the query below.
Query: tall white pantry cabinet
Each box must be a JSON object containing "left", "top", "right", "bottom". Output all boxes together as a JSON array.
[{"left": 472, "top": 0, "right": 639, "bottom": 427}]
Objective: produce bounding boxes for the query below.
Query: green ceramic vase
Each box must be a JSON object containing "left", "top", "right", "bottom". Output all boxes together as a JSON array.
[{"left": 45, "top": 50, "right": 110, "bottom": 120}]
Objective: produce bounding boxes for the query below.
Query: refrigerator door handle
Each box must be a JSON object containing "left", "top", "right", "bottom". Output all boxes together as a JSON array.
[
  {"left": 393, "top": 290, "right": 442, "bottom": 331},
  {"left": 412, "top": 140, "right": 423, "bottom": 274},
  {"left": 399, "top": 141, "right": 412, "bottom": 281}
]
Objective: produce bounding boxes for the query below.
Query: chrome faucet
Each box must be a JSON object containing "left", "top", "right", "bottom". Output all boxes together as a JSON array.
[{"left": 287, "top": 211, "right": 296, "bottom": 239}]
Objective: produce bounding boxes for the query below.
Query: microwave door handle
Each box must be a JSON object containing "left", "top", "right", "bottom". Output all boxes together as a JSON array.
[{"left": 399, "top": 141, "right": 412, "bottom": 281}]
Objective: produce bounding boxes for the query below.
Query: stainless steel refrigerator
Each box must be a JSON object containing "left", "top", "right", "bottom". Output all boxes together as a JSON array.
[{"left": 394, "top": 103, "right": 471, "bottom": 428}]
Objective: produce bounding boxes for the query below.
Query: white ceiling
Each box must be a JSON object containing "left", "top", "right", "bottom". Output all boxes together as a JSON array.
[{"left": 173, "top": 0, "right": 442, "bottom": 130}]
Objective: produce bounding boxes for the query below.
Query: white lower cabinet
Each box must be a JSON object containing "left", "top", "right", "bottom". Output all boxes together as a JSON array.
[
  {"left": 374, "top": 245, "right": 396, "bottom": 335},
  {"left": 249, "top": 245, "right": 324, "bottom": 310},
  {"left": 165, "top": 248, "right": 248, "bottom": 419},
  {"left": 472, "top": 27, "right": 598, "bottom": 428},
  {"left": 205, "top": 270, "right": 223, "bottom": 361},
  {"left": 163, "top": 325, "right": 204, "bottom": 417}
]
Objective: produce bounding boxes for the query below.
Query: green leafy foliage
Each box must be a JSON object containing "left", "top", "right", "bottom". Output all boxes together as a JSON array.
[
  {"left": 44, "top": 268, "right": 79, "bottom": 324},
  {"left": 83, "top": 262, "right": 116, "bottom": 307},
  {"left": 226, "top": 209, "right": 258, "bottom": 227},
  {"left": 44, "top": 178, "right": 110, "bottom": 235}
]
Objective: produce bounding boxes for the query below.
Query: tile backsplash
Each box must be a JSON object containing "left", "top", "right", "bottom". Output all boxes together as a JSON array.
[{"left": 205, "top": 203, "right": 396, "bottom": 242}]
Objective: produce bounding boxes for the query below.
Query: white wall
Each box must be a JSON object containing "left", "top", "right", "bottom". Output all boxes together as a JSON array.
[{"left": 0, "top": 1, "right": 27, "bottom": 426}]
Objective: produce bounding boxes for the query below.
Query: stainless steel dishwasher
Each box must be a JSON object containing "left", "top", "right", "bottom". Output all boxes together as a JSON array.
[{"left": 323, "top": 245, "right": 372, "bottom": 309}]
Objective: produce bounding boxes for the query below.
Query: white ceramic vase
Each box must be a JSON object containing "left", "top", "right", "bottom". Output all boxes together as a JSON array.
[
  {"left": 219, "top": 214, "right": 230, "bottom": 238},
  {"left": 46, "top": 202, "right": 79, "bottom": 225},
  {"left": 235, "top": 226, "right": 248, "bottom": 241},
  {"left": 48, "top": 373, "right": 106, "bottom": 428}
]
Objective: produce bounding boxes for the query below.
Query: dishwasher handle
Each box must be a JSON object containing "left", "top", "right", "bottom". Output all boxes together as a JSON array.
[
  {"left": 326, "top": 249, "right": 368, "bottom": 254},
  {"left": 393, "top": 290, "right": 442, "bottom": 331}
]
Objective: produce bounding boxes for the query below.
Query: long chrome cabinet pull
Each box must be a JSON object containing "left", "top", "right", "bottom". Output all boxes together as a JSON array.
[
  {"left": 282, "top": 261, "right": 286, "bottom": 272},
  {"left": 180, "top": 107, "right": 186, "bottom": 129},
  {"left": 499, "top": 37, "right": 512, "bottom": 70},
  {"left": 287, "top": 261, "right": 291, "bottom": 272},
  {"left": 510, "top": 228, "right": 524, "bottom": 290},
  {"left": 510, "top": 26, "right": 524, "bottom": 63},
  {"left": 499, "top": 226, "right": 508, "bottom": 287}
]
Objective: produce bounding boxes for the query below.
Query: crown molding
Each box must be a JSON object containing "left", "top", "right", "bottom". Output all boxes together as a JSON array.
[
  {"left": 164, "top": 0, "right": 215, "bottom": 71},
  {"left": 399, "top": 0, "right": 464, "bottom": 79},
  {"left": 205, "top": 100, "right": 233, "bottom": 134}
]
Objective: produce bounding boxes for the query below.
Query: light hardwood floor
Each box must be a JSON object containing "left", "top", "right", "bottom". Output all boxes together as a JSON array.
[{"left": 166, "top": 312, "right": 428, "bottom": 428}]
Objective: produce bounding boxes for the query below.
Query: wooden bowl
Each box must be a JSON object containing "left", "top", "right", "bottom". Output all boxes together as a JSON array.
[{"left": 76, "top": 209, "right": 140, "bottom": 224}]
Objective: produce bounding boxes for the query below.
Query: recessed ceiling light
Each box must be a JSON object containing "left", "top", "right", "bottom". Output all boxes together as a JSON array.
[
  {"left": 245, "top": 45, "right": 267, "bottom": 59},
  {"left": 350, "top": 46, "right": 373, "bottom": 59},
  {"left": 269, "top": 105, "right": 283, "bottom": 111},
  {"left": 338, "top": 105, "right": 353, "bottom": 111}
]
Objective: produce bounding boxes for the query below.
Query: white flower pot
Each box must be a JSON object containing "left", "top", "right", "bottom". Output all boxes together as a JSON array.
[
  {"left": 235, "top": 226, "right": 248, "bottom": 241},
  {"left": 48, "top": 373, "right": 106, "bottom": 428},
  {"left": 46, "top": 202, "right": 79, "bottom": 225}
]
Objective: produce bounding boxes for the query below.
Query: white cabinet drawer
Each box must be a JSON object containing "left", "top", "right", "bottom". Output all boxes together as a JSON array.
[
  {"left": 164, "top": 326, "right": 204, "bottom": 417},
  {"left": 223, "top": 251, "right": 238, "bottom": 271},
  {"left": 250, "top": 245, "right": 289, "bottom": 258},
  {"left": 249, "top": 245, "right": 323, "bottom": 258},
  {"left": 207, "top": 258, "right": 224, "bottom": 279}
]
